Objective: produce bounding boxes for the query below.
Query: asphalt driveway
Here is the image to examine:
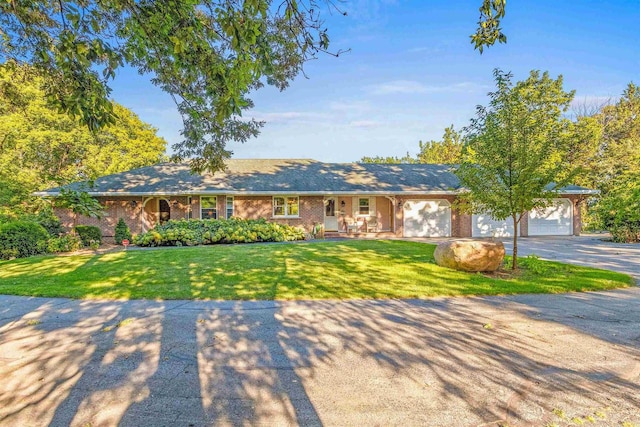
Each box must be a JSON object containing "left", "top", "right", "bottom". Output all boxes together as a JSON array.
[
  {"left": 1, "top": 288, "right": 639, "bottom": 426},
  {"left": 500, "top": 234, "right": 640, "bottom": 279},
  {"left": 1, "top": 235, "right": 639, "bottom": 426}
]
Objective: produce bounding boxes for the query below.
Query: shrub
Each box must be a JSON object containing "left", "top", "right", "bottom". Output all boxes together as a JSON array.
[
  {"left": 114, "top": 218, "right": 132, "bottom": 245},
  {"left": 47, "top": 234, "right": 83, "bottom": 253},
  {"left": 34, "top": 210, "right": 64, "bottom": 237},
  {"left": 0, "top": 221, "right": 49, "bottom": 260},
  {"left": 133, "top": 218, "right": 306, "bottom": 247},
  {"left": 594, "top": 176, "right": 640, "bottom": 243},
  {"left": 74, "top": 225, "right": 102, "bottom": 247}
]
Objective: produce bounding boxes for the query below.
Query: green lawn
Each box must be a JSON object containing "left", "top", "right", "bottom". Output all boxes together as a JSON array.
[{"left": 0, "top": 240, "right": 633, "bottom": 300}]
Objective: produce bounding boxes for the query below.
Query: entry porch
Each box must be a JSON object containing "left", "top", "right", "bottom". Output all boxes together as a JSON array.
[{"left": 323, "top": 196, "right": 396, "bottom": 234}]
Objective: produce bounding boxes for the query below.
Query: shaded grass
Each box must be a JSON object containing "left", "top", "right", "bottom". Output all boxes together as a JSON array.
[{"left": 0, "top": 240, "right": 633, "bottom": 300}]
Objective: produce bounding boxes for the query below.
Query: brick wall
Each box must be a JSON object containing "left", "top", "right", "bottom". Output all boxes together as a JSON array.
[
  {"left": 233, "top": 195, "right": 324, "bottom": 232},
  {"left": 569, "top": 195, "right": 583, "bottom": 236},
  {"left": 53, "top": 193, "right": 587, "bottom": 240},
  {"left": 54, "top": 196, "right": 144, "bottom": 238}
]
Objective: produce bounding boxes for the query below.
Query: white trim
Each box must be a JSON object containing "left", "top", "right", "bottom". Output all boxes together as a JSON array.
[
  {"left": 200, "top": 195, "right": 218, "bottom": 220},
  {"left": 35, "top": 189, "right": 600, "bottom": 197},
  {"left": 272, "top": 195, "right": 300, "bottom": 218},
  {"left": 225, "top": 196, "right": 234, "bottom": 219},
  {"left": 35, "top": 190, "right": 465, "bottom": 197}
]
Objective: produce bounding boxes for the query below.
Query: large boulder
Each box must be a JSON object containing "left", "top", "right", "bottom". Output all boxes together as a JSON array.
[{"left": 433, "top": 240, "right": 505, "bottom": 272}]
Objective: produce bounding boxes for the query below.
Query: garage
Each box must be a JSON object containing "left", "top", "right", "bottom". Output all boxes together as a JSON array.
[
  {"left": 472, "top": 213, "right": 517, "bottom": 237},
  {"left": 403, "top": 200, "right": 451, "bottom": 237},
  {"left": 528, "top": 198, "right": 573, "bottom": 236}
]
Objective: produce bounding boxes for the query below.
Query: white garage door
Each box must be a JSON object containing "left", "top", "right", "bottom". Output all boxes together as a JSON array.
[
  {"left": 472, "top": 213, "right": 517, "bottom": 237},
  {"left": 528, "top": 199, "right": 573, "bottom": 236},
  {"left": 403, "top": 200, "right": 451, "bottom": 237}
]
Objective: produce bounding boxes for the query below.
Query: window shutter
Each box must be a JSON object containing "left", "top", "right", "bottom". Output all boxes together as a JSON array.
[
  {"left": 352, "top": 197, "right": 358, "bottom": 217},
  {"left": 370, "top": 197, "right": 377, "bottom": 218}
]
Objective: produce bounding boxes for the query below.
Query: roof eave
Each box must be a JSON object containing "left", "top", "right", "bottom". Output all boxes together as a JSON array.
[{"left": 35, "top": 189, "right": 463, "bottom": 197}]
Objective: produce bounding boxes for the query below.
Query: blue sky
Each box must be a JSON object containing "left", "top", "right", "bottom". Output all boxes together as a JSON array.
[{"left": 109, "top": 0, "right": 640, "bottom": 163}]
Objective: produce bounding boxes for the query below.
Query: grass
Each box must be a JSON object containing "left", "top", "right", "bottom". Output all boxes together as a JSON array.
[{"left": 0, "top": 240, "right": 633, "bottom": 300}]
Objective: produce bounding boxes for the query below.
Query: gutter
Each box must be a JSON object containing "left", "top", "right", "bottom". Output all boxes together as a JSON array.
[{"left": 34, "top": 189, "right": 600, "bottom": 197}]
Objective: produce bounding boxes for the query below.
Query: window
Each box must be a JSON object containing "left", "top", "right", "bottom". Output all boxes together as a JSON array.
[
  {"left": 201, "top": 196, "right": 217, "bottom": 219},
  {"left": 226, "top": 196, "right": 234, "bottom": 218},
  {"left": 359, "top": 198, "right": 370, "bottom": 215},
  {"left": 273, "top": 196, "right": 299, "bottom": 217}
]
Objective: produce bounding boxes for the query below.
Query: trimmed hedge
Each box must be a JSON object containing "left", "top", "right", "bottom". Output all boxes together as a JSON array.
[
  {"left": 74, "top": 225, "right": 102, "bottom": 247},
  {"left": 133, "top": 218, "right": 306, "bottom": 247},
  {"left": 0, "top": 221, "right": 49, "bottom": 260}
]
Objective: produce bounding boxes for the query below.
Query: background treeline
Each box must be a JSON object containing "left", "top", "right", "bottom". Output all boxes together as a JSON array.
[{"left": 0, "top": 64, "right": 167, "bottom": 221}]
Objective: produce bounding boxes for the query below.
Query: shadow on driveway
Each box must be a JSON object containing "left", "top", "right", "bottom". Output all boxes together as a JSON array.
[{"left": 1, "top": 289, "right": 639, "bottom": 426}]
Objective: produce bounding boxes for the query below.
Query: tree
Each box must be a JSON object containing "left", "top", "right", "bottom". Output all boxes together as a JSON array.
[
  {"left": 0, "top": 64, "right": 166, "bottom": 217},
  {"left": 594, "top": 173, "right": 640, "bottom": 242},
  {"left": 417, "top": 125, "right": 465, "bottom": 164},
  {"left": 114, "top": 218, "right": 132, "bottom": 245},
  {"left": 456, "top": 69, "right": 577, "bottom": 269},
  {"left": 471, "top": 0, "right": 507, "bottom": 53},
  {"left": 592, "top": 83, "right": 640, "bottom": 195},
  {"left": 359, "top": 153, "right": 416, "bottom": 164},
  {"left": 582, "top": 84, "right": 640, "bottom": 239},
  {"left": 0, "top": 1, "right": 508, "bottom": 172},
  {"left": 54, "top": 188, "right": 104, "bottom": 231}
]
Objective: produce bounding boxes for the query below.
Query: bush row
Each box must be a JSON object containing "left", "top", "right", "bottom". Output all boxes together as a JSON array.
[
  {"left": 133, "top": 218, "right": 306, "bottom": 247},
  {"left": 0, "top": 221, "right": 104, "bottom": 260},
  {"left": 0, "top": 221, "right": 50, "bottom": 260},
  {"left": 74, "top": 225, "right": 102, "bottom": 247}
]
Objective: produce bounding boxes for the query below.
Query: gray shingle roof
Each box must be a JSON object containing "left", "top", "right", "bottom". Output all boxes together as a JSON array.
[{"left": 34, "top": 159, "right": 597, "bottom": 196}]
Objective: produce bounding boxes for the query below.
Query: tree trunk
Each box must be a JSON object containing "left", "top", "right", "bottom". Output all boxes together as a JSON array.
[{"left": 512, "top": 214, "right": 518, "bottom": 270}]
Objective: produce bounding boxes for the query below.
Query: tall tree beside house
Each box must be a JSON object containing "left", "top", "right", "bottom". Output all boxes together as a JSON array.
[
  {"left": 456, "top": 69, "right": 578, "bottom": 269},
  {"left": 587, "top": 84, "right": 640, "bottom": 241},
  {"left": 417, "top": 126, "right": 465, "bottom": 164},
  {"left": 591, "top": 83, "right": 640, "bottom": 194},
  {"left": 0, "top": 64, "right": 166, "bottom": 218},
  {"left": 0, "top": 1, "right": 507, "bottom": 172}
]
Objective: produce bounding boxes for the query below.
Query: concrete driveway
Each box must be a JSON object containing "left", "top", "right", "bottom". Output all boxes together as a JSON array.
[{"left": 1, "top": 289, "right": 640, "bottom": 426}]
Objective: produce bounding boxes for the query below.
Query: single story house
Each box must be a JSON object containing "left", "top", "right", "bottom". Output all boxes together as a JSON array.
[{"left": 36, "top": 159, "right": 597, "bottom": 239}]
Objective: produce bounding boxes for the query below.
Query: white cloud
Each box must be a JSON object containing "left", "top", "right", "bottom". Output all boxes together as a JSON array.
[
  {"left": 349, "top": 120, "right": 380, "bottom": 128},
  {"left": 249, "top": 111, "right": 328, "bottom": 123},
  {"left": 368, "top": 80, "right": 489, "bottom": 95},
  {"left": 328, "top": 100, "right": 373, "bottom": 113}
]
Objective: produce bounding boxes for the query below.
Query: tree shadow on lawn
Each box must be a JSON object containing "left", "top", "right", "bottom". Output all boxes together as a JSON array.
[{"left": 0, "top": 240, "right": 631, "bottom": 299}]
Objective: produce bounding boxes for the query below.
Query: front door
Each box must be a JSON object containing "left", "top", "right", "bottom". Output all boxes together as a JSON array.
[{"left": 324, "top": 198, "right": 338, "bottom": 231}]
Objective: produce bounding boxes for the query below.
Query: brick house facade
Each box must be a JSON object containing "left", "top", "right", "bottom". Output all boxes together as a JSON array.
[{"left": 42, "top": 159, "right": 596, "bottom": 240}]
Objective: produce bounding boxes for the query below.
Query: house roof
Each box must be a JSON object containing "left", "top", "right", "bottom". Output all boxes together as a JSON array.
[{"left": 34, "top": 159, "right": 599, "bottom": 196}]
